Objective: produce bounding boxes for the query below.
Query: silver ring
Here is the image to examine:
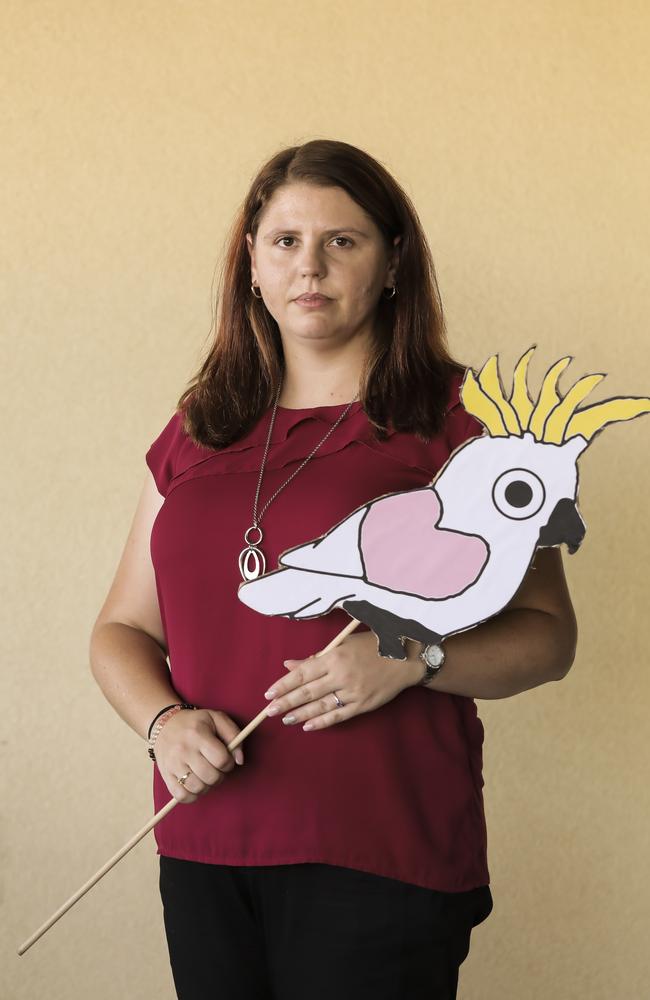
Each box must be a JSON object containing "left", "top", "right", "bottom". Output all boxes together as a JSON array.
[
  {"left": 177, "top": 771, "right": 192, "bottom": 786},
  {"left": 332, "top": 692, "right": 344, "bottom": 708}
]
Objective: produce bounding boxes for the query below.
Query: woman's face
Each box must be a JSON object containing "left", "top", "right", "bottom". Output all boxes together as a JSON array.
[{"left": 246, "top": 182, "right": 400, "bottom": 351}]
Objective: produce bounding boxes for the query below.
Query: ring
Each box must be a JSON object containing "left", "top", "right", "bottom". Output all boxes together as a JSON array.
[
  {"left": 177, "top": 771, "right": 192, "bottom": 786},
  {"left": 332, "top": 692, "right": 344, "bottom": 708}
]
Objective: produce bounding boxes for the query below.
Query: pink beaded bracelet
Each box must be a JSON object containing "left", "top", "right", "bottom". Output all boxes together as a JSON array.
[{"left": 147, "top": 703, "right": 196, "bottom": 762}]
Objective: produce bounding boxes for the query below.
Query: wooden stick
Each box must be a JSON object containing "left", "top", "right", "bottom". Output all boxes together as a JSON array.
[{"left": 17, "top": 616, "right": 361, "bottom": 955}]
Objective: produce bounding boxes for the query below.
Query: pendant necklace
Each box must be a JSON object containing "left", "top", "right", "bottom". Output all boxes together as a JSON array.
[{"left": 238, "top": 382, "right": 359, "bottom": 581}]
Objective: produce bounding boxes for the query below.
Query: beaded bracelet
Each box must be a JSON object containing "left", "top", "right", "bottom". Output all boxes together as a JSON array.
[
  {"left": 147, "top": 702, "right": 196, "bottom": 762},
  {"left": 147, "top": 703, "right": 183, "bottom": 740}
]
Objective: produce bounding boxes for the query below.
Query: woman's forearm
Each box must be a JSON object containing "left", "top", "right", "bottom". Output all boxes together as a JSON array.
[
  {"left": 89, "top": 622, "right": 181, "bottom": 740},
  {"left": 404, "top": 607, "right": 577, "bottom": 700}
]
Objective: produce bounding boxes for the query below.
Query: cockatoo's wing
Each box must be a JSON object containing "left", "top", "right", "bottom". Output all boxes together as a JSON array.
[
  {"left": 279, "top": 507, "right": 366, "bottom": 577},
  {"left": 360, "top": 488, "right": 489, "bottom": 599},
  {"left": 278, "top": 487, "right": 488, "bottom": 599}
]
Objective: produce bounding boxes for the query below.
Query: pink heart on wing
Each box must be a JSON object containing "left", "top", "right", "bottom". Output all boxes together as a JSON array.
[{"left": 360, "top": 488, "right": 488, "bottom": 599}]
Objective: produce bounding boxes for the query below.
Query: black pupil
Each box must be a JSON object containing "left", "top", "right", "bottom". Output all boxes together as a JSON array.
[{"left": 505, "top": 480, "right": 533, "bottom": 508}]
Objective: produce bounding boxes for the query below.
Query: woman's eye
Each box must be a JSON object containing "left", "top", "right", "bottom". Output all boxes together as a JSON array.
[{"left": 274, "top": 236, "right": 352, "bottom": 248}]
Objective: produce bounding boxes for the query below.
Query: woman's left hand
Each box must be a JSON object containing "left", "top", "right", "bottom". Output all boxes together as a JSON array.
[{"left": 263, "top": 630, "right": 419, "bottom": 731}]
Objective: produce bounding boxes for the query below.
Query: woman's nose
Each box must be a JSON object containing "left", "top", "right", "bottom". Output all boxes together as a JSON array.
[{"left": 298, "top": 244, "right": 326, "bottom": 275}]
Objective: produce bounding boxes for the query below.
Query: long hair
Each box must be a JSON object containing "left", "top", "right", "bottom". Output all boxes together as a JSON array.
[{"left": 177, "top": 139, "right": 466, "bottom": 448}]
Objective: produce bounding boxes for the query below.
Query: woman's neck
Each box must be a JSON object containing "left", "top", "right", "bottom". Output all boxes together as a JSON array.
[
  {"left": 277, "top": 338, "right": 370, "bottom": 409},
  {"left": 276, "top": 385, "right": 359, "bottom": 408}
]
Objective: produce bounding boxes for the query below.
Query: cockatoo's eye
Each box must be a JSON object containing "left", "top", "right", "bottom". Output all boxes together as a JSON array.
[{"left": 492, "top": 468, "right": 546, "bottom": 520}]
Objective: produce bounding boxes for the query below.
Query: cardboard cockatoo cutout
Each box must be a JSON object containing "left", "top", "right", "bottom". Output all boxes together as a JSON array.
[{"left": 237, "top": 347, "right": 650, "bottom": 659}]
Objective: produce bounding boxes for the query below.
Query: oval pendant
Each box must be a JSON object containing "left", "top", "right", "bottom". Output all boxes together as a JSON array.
[{"left": 239, "top": 544, "right": 266, "bottom": 581}]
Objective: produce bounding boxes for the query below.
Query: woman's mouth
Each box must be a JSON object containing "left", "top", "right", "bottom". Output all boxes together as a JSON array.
[{"left": 294, "top": 294, "right": 332, "bottom": 308}]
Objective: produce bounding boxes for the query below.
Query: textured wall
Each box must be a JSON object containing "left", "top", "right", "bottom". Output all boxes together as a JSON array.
[{"left": 4, "top": 2, "right": 649, "bottom": 997}]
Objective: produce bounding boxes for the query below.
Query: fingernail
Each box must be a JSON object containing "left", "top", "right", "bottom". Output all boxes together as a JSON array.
[
  {"left": 282, "top": 715, "right": 296, "bottom": 725},
  {"left": 234, "top": 749, "right": 244, "bottom": 765},
  {"left": 264, "top": 689, "right": 276, "bottom": 699},
  {"left": 266, "top": 704, "right": 279, "bottom": 715}
]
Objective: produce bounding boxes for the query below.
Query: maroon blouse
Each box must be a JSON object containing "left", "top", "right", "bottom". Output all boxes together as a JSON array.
[{"left": 145, "top": 370, "right": 490, "bottom": 892}]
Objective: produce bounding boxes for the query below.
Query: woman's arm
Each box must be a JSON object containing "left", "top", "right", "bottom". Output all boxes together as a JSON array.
[
  {"left": 89, "top": 468, "right": 181, "bottom": 740},
  {"left": 89, "top": 468, "right": 245, "bottom": 801},
  {"left": 403, "top": 547, "right": 578, "bottom": 699}
]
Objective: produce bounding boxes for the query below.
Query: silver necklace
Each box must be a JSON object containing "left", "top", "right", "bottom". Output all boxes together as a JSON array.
[{"left": 238, "top": 383, "right": 359, "bottom": 581}]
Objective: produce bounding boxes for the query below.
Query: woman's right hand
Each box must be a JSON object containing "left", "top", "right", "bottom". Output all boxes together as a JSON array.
[{"left": 153, "top": 708, "right": 245, "bottom": 803}]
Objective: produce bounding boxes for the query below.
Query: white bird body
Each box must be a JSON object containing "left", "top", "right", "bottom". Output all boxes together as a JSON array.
[{"left": 239, "top": 431, "right": 589, "bottom": 655}]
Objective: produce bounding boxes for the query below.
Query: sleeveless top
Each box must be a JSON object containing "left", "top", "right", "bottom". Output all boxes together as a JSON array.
[{"left": 145, "top": 370, "right": 490, "bottom": 892}]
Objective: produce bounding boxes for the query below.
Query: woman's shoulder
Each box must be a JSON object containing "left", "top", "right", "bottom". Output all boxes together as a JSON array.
[
  {"left": 145, "top": 409, "right": 182, "bottom": 497},
  {"left": 145, "top": 405, "right": 216, "bottom": 497},
  {"left": 354, "top": 368, "right": 483, "bottom": 479}
]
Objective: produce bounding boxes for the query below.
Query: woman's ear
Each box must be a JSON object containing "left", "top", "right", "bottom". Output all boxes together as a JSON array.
[{"left": 387, "top": 234, "right": 402, "bottom": 284}]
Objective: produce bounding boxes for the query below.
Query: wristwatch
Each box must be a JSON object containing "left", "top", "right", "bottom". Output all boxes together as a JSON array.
[{"left": 418, "top": 642, "right": 446, "bottom": 685}]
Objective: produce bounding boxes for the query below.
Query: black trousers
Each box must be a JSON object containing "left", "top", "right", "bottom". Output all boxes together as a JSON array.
[{"left": 158, "top": 855, "right": 493, "bottom": 1000}]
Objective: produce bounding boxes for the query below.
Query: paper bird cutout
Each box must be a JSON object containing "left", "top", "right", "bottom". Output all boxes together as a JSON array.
[{"left": 237, "top": 347, "right": 650, "bottom": 659}]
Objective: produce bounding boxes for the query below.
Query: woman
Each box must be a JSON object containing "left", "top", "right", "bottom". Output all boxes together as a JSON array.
[{"left": 89, "top": 139, "right": 578, "bottom": 999}]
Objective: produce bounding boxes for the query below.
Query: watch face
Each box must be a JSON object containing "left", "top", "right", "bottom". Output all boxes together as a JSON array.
[{"left": 423, "top": 644, "right": 445, "bottom": 668}]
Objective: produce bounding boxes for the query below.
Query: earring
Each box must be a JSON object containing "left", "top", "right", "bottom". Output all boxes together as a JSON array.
[
  {"left": 251, "top": 283, "right": 263, "bottom": 299},
  {"left": 382, "top": 285, "right": 397, "bottom": 299}
]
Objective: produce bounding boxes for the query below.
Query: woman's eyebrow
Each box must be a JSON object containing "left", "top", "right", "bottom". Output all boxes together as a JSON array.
[{"left": 263, "top": 227, "right": 368, "bottom": 241}]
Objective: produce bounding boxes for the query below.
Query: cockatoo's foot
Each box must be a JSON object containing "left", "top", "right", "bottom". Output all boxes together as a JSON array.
[{"left": 341, "top": 600, "right": 443, "bottom": 661}]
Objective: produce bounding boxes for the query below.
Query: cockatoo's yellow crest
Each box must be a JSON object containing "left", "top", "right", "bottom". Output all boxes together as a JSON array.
[{"left": 460, "top": 346, "right": 650, "bottom": 443}]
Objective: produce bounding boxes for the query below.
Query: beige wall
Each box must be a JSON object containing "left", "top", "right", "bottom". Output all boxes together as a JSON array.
[{"left": 4, "top": 2, "right": 649, "bottom": 997}]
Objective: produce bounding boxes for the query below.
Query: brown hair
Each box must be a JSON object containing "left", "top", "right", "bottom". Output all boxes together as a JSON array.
[{"left": 177, "top": 138, "right": 466, "bottom": 448}]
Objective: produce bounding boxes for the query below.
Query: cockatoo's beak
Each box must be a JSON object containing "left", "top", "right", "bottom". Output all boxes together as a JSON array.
[{"left": 537, "top": 498, "right": 586, "bottom": 554}]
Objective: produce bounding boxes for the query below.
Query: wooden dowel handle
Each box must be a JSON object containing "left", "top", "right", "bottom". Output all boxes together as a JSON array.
[
  {"left": 17, "top": 796, "right": 178, "bottom": 954},
  {"left": 17, "top": 616, "right": 361, "bottom": 955}
]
